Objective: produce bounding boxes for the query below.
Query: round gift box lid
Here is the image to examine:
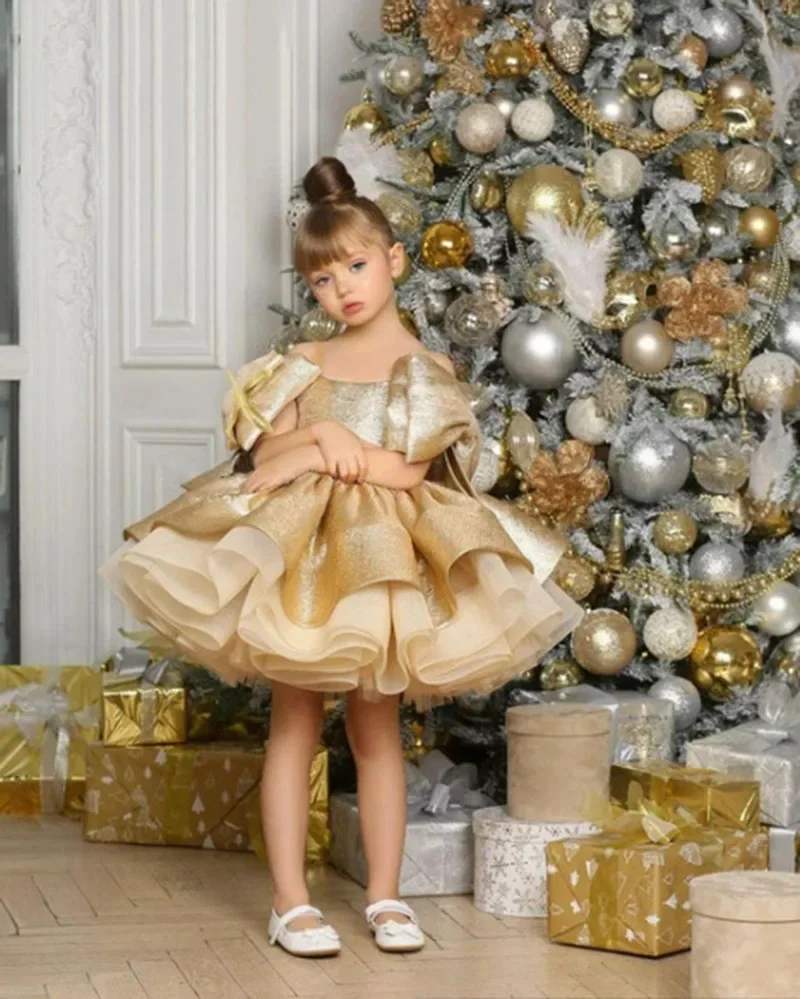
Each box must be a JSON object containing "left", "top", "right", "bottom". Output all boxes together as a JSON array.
[
  {"left": 691, "top": 872, "right": 800, "bottom": 923},
  {"left": 506, "top": 703, "right": 611, "bottom": 737},
  {"left": 472, "top": 805, "right": 598, "bottom": 843}
]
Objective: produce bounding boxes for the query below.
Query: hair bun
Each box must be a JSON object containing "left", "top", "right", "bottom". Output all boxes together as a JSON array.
[{"left": 303, "top": 157, "right": 357, "bottom": 206}]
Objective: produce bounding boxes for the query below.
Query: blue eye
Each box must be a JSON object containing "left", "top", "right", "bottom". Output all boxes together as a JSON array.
[{"left": 314, "top": 276, "right": 329, "bottom": 287}]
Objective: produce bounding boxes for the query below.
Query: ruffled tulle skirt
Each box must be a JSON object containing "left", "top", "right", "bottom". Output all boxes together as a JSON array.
[{"left": 102, "top": 470, "right": 582, "bottom": 701}]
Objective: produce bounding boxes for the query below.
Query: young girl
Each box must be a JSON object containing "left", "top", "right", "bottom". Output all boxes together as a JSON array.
[{"left": 103, "top": 157, "right": 582, "bottom": 958}]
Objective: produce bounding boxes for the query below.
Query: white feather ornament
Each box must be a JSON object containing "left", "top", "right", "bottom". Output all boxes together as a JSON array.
[
  {"left": 333, "top": 129, "right": 402, "bottom": 201},
  {"left": 525, "top": 212, "right": 616, "bottom": 325},
  {"left": 748, "top": 0, "right": 800, "bottom": 136},
  {"left": 748, "top": 409, "right": 797, "bottom": 503}
]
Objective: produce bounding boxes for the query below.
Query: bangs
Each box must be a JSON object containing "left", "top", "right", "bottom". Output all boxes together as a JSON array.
[{"left": 294, "top": 203, "right": 391, "bottom": 276}]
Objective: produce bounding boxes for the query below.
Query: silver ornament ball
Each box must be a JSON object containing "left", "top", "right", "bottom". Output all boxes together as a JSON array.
[
  {"left": 773, "top": 306, "right": 800, "bottom": 364},
  {"left": 752, "top": 582, "right": 800, "bottom": 637},
  {"left": 444, "top": 293, "right": 503, "bottom": 347},
  {"left": 698, "top": 205, "right": 738, "bottom": 246},
  {"left": 643, "top": 607, "right": 698, "bottom": 662},
  {"left": 565, "top": 396, "right": 611, "bottom": 445},
  {"left": 650, "top": 216, "right": 701, "bottom": 262},
  {"left": 610, "top": 426, "right": 691, "bottom": 503},
  {"left": 649, "top": 676, "right": 702, "bottom": 731},
  {"left": 704, "top": 8, "right": 745, "bottom": 59},
  {"left": 592, "top": 87, "right": 638, "bottom": 128},
  {"left": 594, "top": 148, "right": 644, "bottom": 200},
  {"left": 689, "top": 541, "right": 745, "bottom": 584},
  {"left": 383, "top": 55, "right": 425, "bottom": 97},
  {"left": 510, "top": 98, "right": 556, "bottom": 142},
  {"left": 455, "top": 102, "right": 507, "bottom": 155},
  {"left": 501, "top": 311, "right": 579, "bottom": 390}
]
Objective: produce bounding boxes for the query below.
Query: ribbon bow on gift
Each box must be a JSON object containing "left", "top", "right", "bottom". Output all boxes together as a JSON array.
[
  {"left": 105, "top": 646, "right": 175, "bottom": 689},
  {"left": 405, "top": 750, "right": 493, "bottom": 817},
  {"left": 587, "top": 789, "right": 702, "bottom": 848}
]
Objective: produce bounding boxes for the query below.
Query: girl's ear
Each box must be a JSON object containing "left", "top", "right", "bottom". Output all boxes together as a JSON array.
[{"left": 388, "top": 242, "right": 406, "bottom": 281}]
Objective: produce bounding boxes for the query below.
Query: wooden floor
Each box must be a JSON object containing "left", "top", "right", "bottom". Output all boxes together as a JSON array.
[{"left": 0, "top": 817, "right": 690, "bottom": 999}]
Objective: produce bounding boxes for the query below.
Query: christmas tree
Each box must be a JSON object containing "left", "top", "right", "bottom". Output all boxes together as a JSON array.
[{"left": 282, "top": 0, "right": 800, "bottom": 794}]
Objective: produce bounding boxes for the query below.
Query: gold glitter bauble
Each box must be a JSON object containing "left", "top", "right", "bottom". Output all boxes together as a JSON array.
[
  {"left": 486, "top": 39, "right": 535, "bottom": 78},
  {"left": 743, "top": 260, "right": 781, "bottom": 297},
  {"left": 739, "top": 206, "right": 780, "bottom": 249},
  {"left": 669, "top": 387, "right": 710, "bottom": 420},
  {"left": 680, "top": 147, "right": 725, "bottom": 205},
  {"left": 540, "top": 658, "right": 585, "bottom": 691},
  {"left": 723, "top": 146, "right": 774, "bottom": 195},
  {"left": 546, "top": 17, "right": 590, "bottom": 75},
  {"left": 381, "top": 0, "right": 416, "bottom": 33},
  {"left": 571, "top": 609, "right": 637, "bottom": 675},
  {"left": 429, "top": 135, "right": 453, "bottom": 166},
  {"left": 420, "top": 220, "right": 473, "bottom": 269},
  {"left": 469, "top": 171, "right": 505, "bottom": 213},
  {"left": 653, "top": 510, "right": 698, "bottom": 554},
  {"left": 716, "top": 74, "right": 757, "bottom": 107},
  {"left": 553, "top": 554, "right": 596, "bottom": 601},
  {"left": 399, "top": 149, "right": 435, "bottom": 188},
  {"left": 376, "top": 192, "right": 423, "bottom": 236},
  {"left": 623, "top": 58, "right": 664, "bottom": 98},
  {"left": 343, "top": 102, "right": 388, "bottom": 135},
  {"left": 398, "top": 308, "right": 420, "bottom": 338},
  {"left": 690, "top": 626, "right": 763, "bottom": 701},
  {"left": 676, "top": 35, "right": 708, "bottom": 71},
  {"left": 506, "top": 165, "right": 583, "bottom": 234}
]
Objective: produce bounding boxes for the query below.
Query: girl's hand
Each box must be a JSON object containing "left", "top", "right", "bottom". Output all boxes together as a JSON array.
[
  {"left": 242, "top": 445, "right": 324, "bottom": 493},
  {"left": 312, "top": 420, "right": 367, "bottom": 484}
]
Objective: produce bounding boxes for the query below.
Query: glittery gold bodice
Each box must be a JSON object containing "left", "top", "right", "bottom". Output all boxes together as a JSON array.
[{"left": 295, "top": 376, "right": 390, "bottom": 447}]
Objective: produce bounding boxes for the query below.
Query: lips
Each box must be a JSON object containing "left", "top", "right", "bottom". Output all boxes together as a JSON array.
[{"left": 343, "top": 302, "right": 364, "bottom": 316}]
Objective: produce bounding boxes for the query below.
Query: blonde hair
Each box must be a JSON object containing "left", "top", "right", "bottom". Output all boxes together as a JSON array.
[{"left": 294, "top": 157, "right": 394, "bottom": 276}]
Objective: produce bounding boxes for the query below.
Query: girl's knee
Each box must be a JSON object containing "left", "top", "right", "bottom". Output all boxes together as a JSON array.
[{"left": 345, "top": 695, "right": 400, "bottom": 760}]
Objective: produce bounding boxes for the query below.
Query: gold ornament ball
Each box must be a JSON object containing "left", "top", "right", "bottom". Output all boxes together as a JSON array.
[
  {"left": 381, "top": 0, "right": 416, "bottom": 34},
  {"left": 506, "top": 165, "right": 584, "bottom": 234},
  {"left": 743, "top": 260, "right": 780, "bottom": 297},
  {"left": 676, "top": 35, "right": 709, "bottom": 71},
  {"left": 571, "top": 609, "right": 637, "bottom": 675},
  {"left": 429, "top": 136, "right": 452, "bottom": 167},
  {"left": 540, "top": 658, "right": 585, "bottom": 691},
  {"left": 523, "top": 260, "right": 565, "bottom": 307},
  {"left": 715, "top": 75, "right": 757, "bottom": 107},
  {"left": 670, "top": 387, "right": 710, "bottom": 420},
  {"left": 469, "top": 171, "right": 505, "bottom": 213},
  {"left": 621, "top": 319, "right": 675, "bottom": 374},
  {"left": 739, "top": 206, "right": 781, "bottom": 249},
  {"left": 589, "top": 0, "right": 635, "bottom": 37},
  {"left": 553, "top": 554, "right": 596, "bottom": 601},
  {"left": 653, "top": 510, "right": 698, "bottom": 554},
  {"left": 343, "top": 102, "right": 387, "bottom": 135},
  {"left": 690, "top": 626, "right": 763, "bottom": 701},
  {"left": 680, "top": 147, "right": 725, "bottom": 205},
  {"left": 420, "top": 221, "right": 473, "bottom": 270},
  {"left": 623, "top": 58, "right": 664, "bottom": 98},
  {"left": 724, "top": 146, "right": 774, "bottom": 195},
  {"left": 486, "top": 39, "right": 535, "bottom": 79},
  {"left": 376, "top": 192, "right": 422, "bottom": 236},
  {"left": 399, "top": 149, "right": 435, "bottom": 188}
]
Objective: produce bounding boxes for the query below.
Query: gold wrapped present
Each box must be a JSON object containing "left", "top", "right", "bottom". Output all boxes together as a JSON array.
[
  {"left": 610, "top": 761, "right": 761, "bottom": 831},
  {"left": 547, "top": 805, "right": 768, "bottom": 957},
  {"left": 102, "top": 666, "right": 187, "bottom": 747},
  {"left": 250, "top": 749, "right": 330, "bottom": 866},
  {"left": 84, "top": 741, "right": 328, "bottom": 860},
  {"left": 0, "top": 666, "right": 102, "bottom": 815}
]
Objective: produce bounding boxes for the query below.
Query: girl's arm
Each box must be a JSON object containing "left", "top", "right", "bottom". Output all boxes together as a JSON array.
[{"left": 361, "top": 446, "right": 431, "bottom": 490}]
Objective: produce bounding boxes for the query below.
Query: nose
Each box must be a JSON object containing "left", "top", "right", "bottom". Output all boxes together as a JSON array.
[{"left": 334, "top": 274, "right": 352, "bottom": 298}]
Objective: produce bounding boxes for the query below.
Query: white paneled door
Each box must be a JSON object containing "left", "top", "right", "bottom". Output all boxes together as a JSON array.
[{"left": 16, "top": 0, "right": 379, "bottom": 664}]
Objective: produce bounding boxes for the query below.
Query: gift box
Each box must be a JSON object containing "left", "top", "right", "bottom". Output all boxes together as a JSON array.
[
  {"left": 330, "top": 752, "right": 491, "bottom": 896},
  {"left": 102, "top": 658, "right": 187, "bottom": 748},
  {"left": 473, "top": 807, "right": 597, "bottom": 918},
  {"left": 83, "top": 741, "right": 328, "bottom": 859},
  {"left": 547, "top": 810, "right": 768, "bottom": 957},
  {"left": 610, "top": 761, "right": 761, "bottom": 831},
  {"left": 183, "top": 666, "right": 269, "bottom": 743},
  {"left": 769, "top": 826, "right": 800, "bottom": 873},
  {"left": 0, "top": 666, "right": 102, "bottom": 814},
  {"left": 511, "top": 686, "right": 675, "bottom": 763},
  {"left": 686, "top": 724, "right": 800, "bottom": 827}
]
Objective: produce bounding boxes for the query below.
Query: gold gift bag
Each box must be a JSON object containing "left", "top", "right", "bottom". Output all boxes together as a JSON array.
[
  {"left": 547, "top": 817, "right": 768, "bottom": 957},
  {"left": 610, "top": 762, "right": 761, "bottom": 831},
  {"left": 102, "top": 666, "right": 187, "bottom": 747},
  {"left": 0, "top": 666, "right": 102, "bottom": 815}
]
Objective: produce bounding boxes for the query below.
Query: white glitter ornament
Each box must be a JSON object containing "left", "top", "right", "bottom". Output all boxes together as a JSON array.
[
  {"left": 510, "top": 98, "right": 556, "bottom": 142},
  {"left": 565, "top": 396, "right": 611, "bottom": 445},
  {"left": 594, "top": 148, "right": 644, "bottom": 200},
  {"left": 689, "top": 541, "right": 745, "bottom": 584},
  {"left": 455, "top": 102, "right": 507, "bottom": 155},
  {"left": 752, "top": 582, "right": 800, "bottom": 637},
  {"left": 643, "top": 607, "right": 698, "bottom": 661},
  {"left": 652, "top": 89, "right": 697, "bottom": 132}
]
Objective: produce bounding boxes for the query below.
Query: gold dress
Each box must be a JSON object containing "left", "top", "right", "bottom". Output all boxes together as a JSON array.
[{"left": 102, "top": 350, "right": 583, "bottom": 701}]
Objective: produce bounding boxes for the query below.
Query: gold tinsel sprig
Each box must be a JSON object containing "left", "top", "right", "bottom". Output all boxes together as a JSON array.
[
  {"left": 421, "top": 0, "right": 484, "bottom": 62},
  {"left": 520, "top": 441, "right": 610, "bottom": 528}
]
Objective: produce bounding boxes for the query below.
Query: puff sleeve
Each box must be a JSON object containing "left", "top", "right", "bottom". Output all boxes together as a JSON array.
[
  {"left": 385, "top": 353, "right": 480, "bottom": 476},
  {"left": 222, "top": 350, "right": 321, "bottom": 453}
]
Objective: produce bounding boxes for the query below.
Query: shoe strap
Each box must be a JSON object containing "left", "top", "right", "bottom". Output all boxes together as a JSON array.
[
  {"left": 269, "top": 904, "right": 323, "bottom": 944},
  {"left": 365, "top": 899, "right": 418, "bottom": 928}
]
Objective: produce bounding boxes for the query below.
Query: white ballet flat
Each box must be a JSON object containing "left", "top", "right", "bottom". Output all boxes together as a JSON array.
[
  {"left": 268, "top": 904, "right": 341, "bottom": 958},
  {"left": 365, "top": 899, "right": 425, "bottom": 954}
]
